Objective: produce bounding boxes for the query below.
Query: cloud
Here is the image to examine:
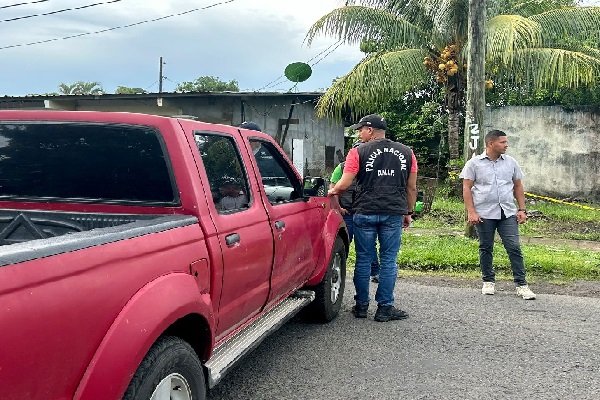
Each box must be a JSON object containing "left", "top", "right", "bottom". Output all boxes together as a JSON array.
[{"left": 0, "top": 0, "right": 361, "bottom": 96}]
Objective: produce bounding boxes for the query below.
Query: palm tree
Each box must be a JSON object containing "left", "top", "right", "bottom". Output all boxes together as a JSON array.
[
  {"left": 305, "top": 0, "right": 600, "bottom": 161},
  {"left": 58, "top": 81, "right": 104, "bottom": 95}
]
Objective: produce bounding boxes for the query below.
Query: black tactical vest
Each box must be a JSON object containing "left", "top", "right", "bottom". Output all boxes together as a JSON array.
[{"left": 353, "top": 139, "right": 413, "bottom": 215}]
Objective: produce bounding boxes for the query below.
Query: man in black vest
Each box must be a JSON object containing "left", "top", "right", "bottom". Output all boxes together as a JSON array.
[
  {"left": 330, "top": 140, "right": 380, "bottom": 281},
  {"left": 328, "top": 114, "right": 418, "bottom": 322}
]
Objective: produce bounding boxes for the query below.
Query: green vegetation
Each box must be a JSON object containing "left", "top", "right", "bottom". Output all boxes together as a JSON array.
[
  {"left": 397, "top": 234, "right": 600, "bottom": 281},
  {"left": 115, "top": 86, "right": 148, "bottom": 94},
  {"left": 58, "top": 81, "right": 104, "bottom": 95},
  {"left": 175, "top": 76, "right": 239, "bottom": 92},
  {"left": 306, "top": 0, "right": 600, "bottom": 163},
  {"left": 413, "top": 194, "right": 600, "bottom": 241},
  {"left": 346, "top": 192, "right": 600, "bottom": 283}
]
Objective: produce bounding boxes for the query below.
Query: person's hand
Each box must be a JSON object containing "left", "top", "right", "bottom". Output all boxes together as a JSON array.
[
  {"left": 516, "top": 210, "right": 528, "bottom": 224},
  {"left": 402, "top": 214, "right": 412, "bottom": 228},
  {"left": 327, "top": 188, "right": 338, "bottom": 197},
  {"left": 467, "top": 210, "right": 482, "bottom": 225},
  {"left": 340, "top": 207, "right": 348, "bottom": 215}
]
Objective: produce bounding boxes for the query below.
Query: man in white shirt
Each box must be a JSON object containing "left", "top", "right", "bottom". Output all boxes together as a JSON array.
[{"left": 460, "top": 129, "right": 536, "bottom": 300}]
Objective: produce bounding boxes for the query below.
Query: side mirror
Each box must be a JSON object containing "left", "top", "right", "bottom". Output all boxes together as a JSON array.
[{"left": 301, "top": 176, "right": 327, "bottom": 198}]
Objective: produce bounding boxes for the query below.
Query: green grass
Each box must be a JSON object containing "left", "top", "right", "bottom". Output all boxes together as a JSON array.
[
  {"left": 346, "top": 192, "right": 600, "bottom": 283},
  {"left": 398, "top": 233, "right": 600, "bottom": 281},
  {"left": 412, "top": 192, "right": 600, "bottom": 241}
]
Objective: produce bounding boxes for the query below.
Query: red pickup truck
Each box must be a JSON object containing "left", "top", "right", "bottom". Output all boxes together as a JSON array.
[{"left": 0, "top": 110, "right": 348, "bottom": 400}]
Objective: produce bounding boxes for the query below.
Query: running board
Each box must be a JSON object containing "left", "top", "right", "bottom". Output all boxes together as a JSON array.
[{"left": 205, "top": 290, "right": 315, "bottom": 388}]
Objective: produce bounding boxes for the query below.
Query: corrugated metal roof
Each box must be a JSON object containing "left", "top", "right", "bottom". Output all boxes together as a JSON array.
[{"left": 1, "top": 91, "right": 325, "bottom": 100}]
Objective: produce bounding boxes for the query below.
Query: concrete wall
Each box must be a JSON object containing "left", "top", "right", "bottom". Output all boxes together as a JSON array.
[
  {"left": 172, "top": 96, "right": 344, "bottom": 176},
  {"left": 486, "top": 106, "right": 600, "bottom": 202}
]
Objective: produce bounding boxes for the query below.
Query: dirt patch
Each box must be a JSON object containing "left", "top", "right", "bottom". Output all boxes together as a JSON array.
[
  {"left": 399, "top": 275, "right": 600, "bottom": 298},
  {"left": 532, "top": 219, "right": 600, "bottom": 241},
  {"left": 421, "top": 210, "right": 600, "bottom": 243}
]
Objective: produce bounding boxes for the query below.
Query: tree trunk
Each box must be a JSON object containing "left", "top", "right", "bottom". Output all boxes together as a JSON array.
[
  {"left": 446, "top": 74, "right": 466, "bottom": 197},
  {"left": 446, "top": 79, "right": 461, "bottom": 162},
  {"left": 464, "top": 0, "right": 486, "bottom": 160},
  {"left": 463, "top": 0, "right": 487, "bottom": 238}
]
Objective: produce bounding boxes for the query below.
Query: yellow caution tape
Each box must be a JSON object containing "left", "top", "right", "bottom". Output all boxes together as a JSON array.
[{"left": 524, "top": 192, "right": 600, "bottom": 211}]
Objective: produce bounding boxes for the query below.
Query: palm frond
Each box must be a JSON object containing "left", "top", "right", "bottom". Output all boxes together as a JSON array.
[
  {"left": 423, "top": 0, "right": 469, "bottom": 45},
  {"left": 510, "top": 48, "right": 600, "bottom": 89},
  {"left": 486, "top": 14, "right": 543, "bottom": 66},
  {"left": 529, "top": 7, "right": 600, "bottom": 42},
  {"left": 305, "top": 5, "right": 428, "bottom": 49},
  {"left": 579, "top": 45, "right": 600, "bottom": 59},
  {"left": 373, "top": 0, "right": 436, "bottom": 29},
  {"left": 509, "top": 0, "right": 573, "bottom": 18},
  {"left": 315, "top": 48, "right": 430, "bottom": 118}
]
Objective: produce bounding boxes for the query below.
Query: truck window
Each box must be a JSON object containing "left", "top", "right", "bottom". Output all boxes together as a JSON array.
[
  {"left": 0, "top": 122, "right": 177, "bottom": 205},
  {"left": 194, "top": 133, "right": 250, "bottom": 213},
  {"left": 249, "top": 139, "right": 301, "bottom": 205}
]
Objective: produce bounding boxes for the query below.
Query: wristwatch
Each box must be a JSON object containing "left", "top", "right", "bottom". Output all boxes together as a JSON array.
[{"left": 517, "top": 209, "right": 527, "bottom": 212}]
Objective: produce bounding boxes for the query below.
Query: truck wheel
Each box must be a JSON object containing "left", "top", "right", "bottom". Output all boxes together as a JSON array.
[
  {"left": 304, "top": 236, "right": 346, "bottom": 322},
  {"left": 123, "top": 336, "right": 206, "bottom": 400}
]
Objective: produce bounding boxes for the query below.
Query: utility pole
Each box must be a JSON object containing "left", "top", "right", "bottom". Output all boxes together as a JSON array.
[
  {"left": 158, "top": 56, "right": 165, "bottom": 94},
  {"left": 464, "top": 0, "right": 486, "bottom": 160},
  {"left": 463, "top": 0, "right": 486, "bottom": 237}
]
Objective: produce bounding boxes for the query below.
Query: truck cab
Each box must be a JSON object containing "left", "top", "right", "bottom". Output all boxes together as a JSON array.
[{"left": 0, "top": 110, "right": 348, "bottom": 400}]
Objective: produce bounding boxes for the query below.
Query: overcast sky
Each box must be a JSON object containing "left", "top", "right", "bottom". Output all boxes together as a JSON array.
[
  {"left": 2, "top": 0, "right": 598, "bottom": 97},
  {"left": 0, "top": 0, "right": 364, "bottom": 96}
]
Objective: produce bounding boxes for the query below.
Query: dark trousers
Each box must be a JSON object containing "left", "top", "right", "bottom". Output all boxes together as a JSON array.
[{"left": 474, "top": 214, "right": 527, "bottom": 286}]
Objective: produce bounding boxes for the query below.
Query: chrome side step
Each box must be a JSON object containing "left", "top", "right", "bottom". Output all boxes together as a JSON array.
[{"left": 205, "top": 290, "right": 315, "bottom": 388}]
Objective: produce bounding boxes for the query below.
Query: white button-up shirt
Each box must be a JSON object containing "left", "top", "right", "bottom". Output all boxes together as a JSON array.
[{"left": 460, "top": 152, "right": 524, "bottom": 219}]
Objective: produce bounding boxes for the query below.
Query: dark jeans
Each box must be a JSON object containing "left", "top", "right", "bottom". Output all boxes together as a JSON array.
[
  {"left": 475, "top": 215, "right": 527, "bottom": 286},
  {"left": 344, "top": 213, "right": 380, "bottom": 276},
  {"left": 353, "top": 214, "right": 402, "bottom": 306}
]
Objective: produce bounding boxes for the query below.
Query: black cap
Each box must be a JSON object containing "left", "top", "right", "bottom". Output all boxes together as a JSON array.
[
  {"left": 349, "top": 114, "right": 387, "bottom": 130},
  {"left": 239, "top": 121, "right": 262, "bottom": 131}
]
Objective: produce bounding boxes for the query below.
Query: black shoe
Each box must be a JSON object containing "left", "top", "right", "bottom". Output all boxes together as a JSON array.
[
  {"left": 352, "top": 303, "right": 368, "bottom": 318},
  {"left": 374, "top": 305, "right": 409, "bottom": 322}
]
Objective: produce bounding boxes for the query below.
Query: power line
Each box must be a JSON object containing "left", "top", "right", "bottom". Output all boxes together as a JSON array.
[
  {"left": 1, "top": 0, "right": 123, "bottom": 23},
  {"left": 310, "top": 41, "right": 344, "bottom": 67},
  {"left": 306, "top": 40, "right": 342, "bottom": 65},
  {"left": 254, "top": 74, "right": 286, "bottom": 92},
  {"left": 254, "top": 40, "right": 344, "bottom": 92},
  {"left": 144, "top": 80, "right": 158, "bottom": 90},
  {"left": 0, "top": 0, "right": 237, "bottom": 50},
  {"left": 0, "top": 0, "right": 50, "bottom": 10}
]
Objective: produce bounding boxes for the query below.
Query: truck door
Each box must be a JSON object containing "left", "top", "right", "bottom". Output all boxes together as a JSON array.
[
  {"left": 248, "top": 138, "right": 325, "bottom": 306},
  {"left": 193, "top": 132, "right": 274, "bottom": 338}
]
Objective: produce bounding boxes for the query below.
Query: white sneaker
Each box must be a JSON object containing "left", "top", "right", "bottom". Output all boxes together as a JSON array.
[
  {"left": 481, "top": 282, "right": 495, "bottom": 295},
  {"left": 516, "top": 285, "right": 536, "bottom": 300}
]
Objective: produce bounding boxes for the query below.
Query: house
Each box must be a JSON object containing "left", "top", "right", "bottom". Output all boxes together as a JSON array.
[{"left": 0, "top": 91, "right": 347, "bottom": 177}]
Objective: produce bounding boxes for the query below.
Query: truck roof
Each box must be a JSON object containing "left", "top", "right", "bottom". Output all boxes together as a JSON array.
[{"left": 0, "top": 109, "right": 186, "bottom": 125}]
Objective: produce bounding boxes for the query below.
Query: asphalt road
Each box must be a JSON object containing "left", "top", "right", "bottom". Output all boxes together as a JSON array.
[{"left": 207, "top": 278, "right": 600, "bottom": 400}]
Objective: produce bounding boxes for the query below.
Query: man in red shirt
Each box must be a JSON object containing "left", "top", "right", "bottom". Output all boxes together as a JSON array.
[{"left": 329, "top": 114, "right": 418, "bottom": 322}]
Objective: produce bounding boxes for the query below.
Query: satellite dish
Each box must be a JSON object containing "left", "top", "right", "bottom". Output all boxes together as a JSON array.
[{"left": 284, "top": 62, "right": 312, "bottom": 83}]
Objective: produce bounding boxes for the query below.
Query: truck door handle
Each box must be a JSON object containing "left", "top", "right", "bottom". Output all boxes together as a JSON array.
[
  {"left": 274, "top": 220, "right": 285, "bottom": 230},
  {"left": 225, "top": 233, "right": 240, "bottom": 246}
]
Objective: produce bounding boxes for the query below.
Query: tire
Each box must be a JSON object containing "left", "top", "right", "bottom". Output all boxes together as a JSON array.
[
  {"left": 303, "top": 236, "right": 347, "bottom": 323},
  {"left": 122, "top": 336, "right": 206, "bottom": 400}
]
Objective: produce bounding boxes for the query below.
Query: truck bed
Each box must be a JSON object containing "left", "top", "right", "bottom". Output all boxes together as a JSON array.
[{"left": 0, "top": 209, "right": 198, "bottom": 267}]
